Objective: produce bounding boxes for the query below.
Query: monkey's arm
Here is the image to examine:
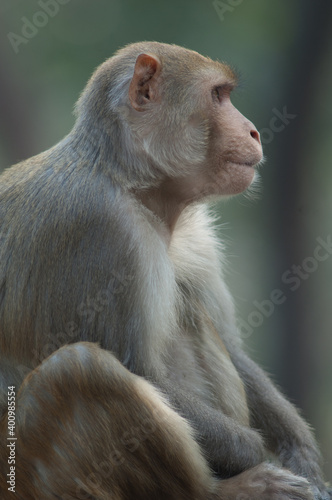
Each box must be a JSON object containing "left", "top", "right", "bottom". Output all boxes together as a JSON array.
[
  {"left": 231, "top": 349, "right": 331, "bottom": 499},
  {"left": 156, "top": 378, "right": 265, "bottom": 477}
]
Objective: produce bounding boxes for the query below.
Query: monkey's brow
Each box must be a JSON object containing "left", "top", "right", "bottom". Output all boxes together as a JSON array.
[
  {"left": 214, "top": 61, "right": 239, "bottom": 85},
  {"left": 225, "top": 72, "right": 239, "bottom": 89},
  {"left": 215, "top": 82, "right": 238, "bottom": 93}
]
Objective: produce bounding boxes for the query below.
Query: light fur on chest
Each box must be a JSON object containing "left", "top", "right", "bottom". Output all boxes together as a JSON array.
[{"left": 165, "top": 205, "right": 250, "bottom": 426}]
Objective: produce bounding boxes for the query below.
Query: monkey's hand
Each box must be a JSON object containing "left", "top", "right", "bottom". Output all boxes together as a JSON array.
[
  {"left": 279, "top": 443, "right": 331, "bottom": 500},
  {"left": 213, "top": 463, "right": 314, "bottom": 500},
  {"left": 311, "top": 485, "right": 332, "bottom": 500}
]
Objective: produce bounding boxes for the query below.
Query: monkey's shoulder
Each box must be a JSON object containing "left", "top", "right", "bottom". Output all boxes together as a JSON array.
[{"left": 0, "top": 155, "right": 121, "bottom": 235}]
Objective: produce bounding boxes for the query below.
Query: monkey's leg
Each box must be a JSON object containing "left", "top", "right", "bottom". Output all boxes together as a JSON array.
[
  {"left": 0, "top": 342, "right": 316, "bottom": 500},
  {"left": 0, "top": 342, "right": 215, "bottom": 500}
]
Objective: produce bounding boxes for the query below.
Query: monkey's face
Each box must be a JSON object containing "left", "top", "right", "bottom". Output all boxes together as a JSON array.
[
  {"left": 126, "top": 46, "right": 263, "bottom": 203},
  {"left": 153, "top": 68, "right": 264, "bottom": 204},
  {"left": 201, "top": 79, "right": 263, "bottom": 198}
]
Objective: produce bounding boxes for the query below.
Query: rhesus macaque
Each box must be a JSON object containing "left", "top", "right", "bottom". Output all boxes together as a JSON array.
[{"left": 0, "top": 42, "right": 330, "bottom": 500}]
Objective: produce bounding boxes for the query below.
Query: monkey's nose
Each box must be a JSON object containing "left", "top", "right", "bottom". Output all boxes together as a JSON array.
[{"left": 250, "top": 129, "right": 261, "bottom": 145}]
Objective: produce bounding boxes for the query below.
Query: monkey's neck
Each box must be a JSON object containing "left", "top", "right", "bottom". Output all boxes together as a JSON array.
[
  {"left": 133, "top": 179, "right": 194, "bottom": 241},
  {"left": 134, "top": 189, "right": 179, "bottom": 242}
]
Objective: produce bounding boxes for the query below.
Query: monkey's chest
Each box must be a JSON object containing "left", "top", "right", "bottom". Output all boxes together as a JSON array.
[{"left": 167, "top": 327, "right": 250, "bottom": 427}]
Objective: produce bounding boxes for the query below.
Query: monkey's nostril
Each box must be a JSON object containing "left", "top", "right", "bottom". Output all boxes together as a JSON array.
[{"left": 250, "top": 129, "right": 261, "bottom": 145}]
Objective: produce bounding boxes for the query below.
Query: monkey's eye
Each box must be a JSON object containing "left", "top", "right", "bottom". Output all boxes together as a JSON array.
[
  {"left": 212, "top": 85, "right": 232, "bottom": 103},
  {"left": 212, "top": 86, "right": 223, "bottom": 103}
]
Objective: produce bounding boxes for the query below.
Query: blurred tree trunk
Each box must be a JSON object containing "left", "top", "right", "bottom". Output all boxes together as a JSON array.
[
  {"left": 273, "top": 0, "right": 332, "bottom": 412},
  {"left": 0, "top": 22, "right": 38, "bottom": 169}
]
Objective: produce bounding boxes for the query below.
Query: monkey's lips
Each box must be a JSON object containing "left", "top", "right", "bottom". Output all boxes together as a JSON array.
[
  {"left": 226, "top": 157, "right": 261, "bottom": 169},
  {"left": 225, "top": 149, "right": 263, "bottom": 169},
  {"left": 225, "top": 155, "right": 263, "bottom": 175},
  {"left": 233, "top": 161, "right": 256, "bottom": 167},
  {"left": 225, "top": 160, "right": 257, "bottom": 177}
]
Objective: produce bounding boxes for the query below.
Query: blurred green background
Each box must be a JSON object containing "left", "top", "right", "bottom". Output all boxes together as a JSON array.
[{"left": 1, "top": 0, "right": 332, "bottom": 479}]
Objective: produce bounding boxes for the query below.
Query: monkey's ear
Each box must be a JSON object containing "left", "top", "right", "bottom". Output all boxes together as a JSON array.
[{"left": 128, "top": 53, "right": 161, "bottom": 111}]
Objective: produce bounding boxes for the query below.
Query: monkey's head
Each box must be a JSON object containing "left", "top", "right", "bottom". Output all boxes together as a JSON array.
[{"left": 74, "top": 42, "right": 263, "bottom": 201}]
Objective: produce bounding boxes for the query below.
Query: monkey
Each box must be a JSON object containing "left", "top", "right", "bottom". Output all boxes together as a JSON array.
[{"left": 0, "top": 41, "right": 330, "bottom": 500}]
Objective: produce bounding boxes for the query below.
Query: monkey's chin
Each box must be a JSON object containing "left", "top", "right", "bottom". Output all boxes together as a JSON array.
[{"left": 220, "top": 162, "right": 256, "bottom": 195}]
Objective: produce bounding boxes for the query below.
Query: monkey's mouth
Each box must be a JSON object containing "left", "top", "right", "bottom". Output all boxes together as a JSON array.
[
  {"left": 226, "top": 155, "right": 263, "bottom": 169},
  {"left": 233, "top": 161, "right": 256, "bottom": 167},
  {"left": 225, "top": 160, "right": 256, "bottom": 169}
]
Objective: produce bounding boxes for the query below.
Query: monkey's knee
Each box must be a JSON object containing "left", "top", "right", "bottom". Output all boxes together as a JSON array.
[{"left": 3, "top": 343, "right": 214, "bottom": 499}]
